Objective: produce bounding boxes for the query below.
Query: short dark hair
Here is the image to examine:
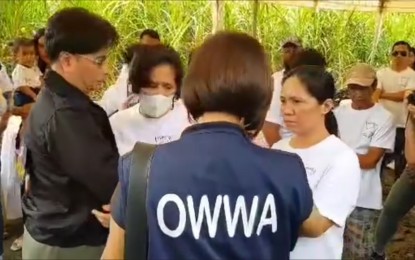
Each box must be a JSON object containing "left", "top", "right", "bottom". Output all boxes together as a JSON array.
[
  {"left": 122, "top": 43, "right": 143, "bottom": 64},
  {"left": 283, "top": 66, "right": 338, "bottom": 136},
  {"left": 12, "top": 37, "right": 35, "bottom": 54},
  {"left": 392, "top": 41, "right": 411, "bottom": 52},
  {"left": 182, "top": 32, "right": 272, "bottom": 136},
  {"left": 45, "top": 7, "right": 119, "bottom": 62},
  {"left": 129, "top": 45, "right": 183, "bottom": 98},
  {"left": 139, "top": 29, "right": 160, "bottom": 40},
  {"left": 293, "top": 48, "right": 327, "bottom": 68}
]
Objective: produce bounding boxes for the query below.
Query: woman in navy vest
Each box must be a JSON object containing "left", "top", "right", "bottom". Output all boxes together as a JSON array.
[{"left": 103, "top": 32, "right": 315, "bottom": 260}]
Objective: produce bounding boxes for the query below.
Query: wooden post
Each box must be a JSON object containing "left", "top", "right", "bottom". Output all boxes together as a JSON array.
[
  {"left": 212, "top": 0, "right": 225, "bottom": 34},
  {"left": 252, "top": 0, "right": 259, "bottom": 37},
  {"left": 313, "top": 0, "right": 320, "bottom": 12},
  {"left": 369, "top": 0, "right": 387, "bottom": 63}
]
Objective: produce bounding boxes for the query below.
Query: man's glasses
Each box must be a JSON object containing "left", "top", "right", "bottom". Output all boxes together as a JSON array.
[
  {"left": 60, "top": 52, "right": 108, "bottom": 66},
  {"left": 392, "top": 51, "right": 408, "bottom": 57},
  {"left": 77, "top": 54, "right": 108, "bottom": 66}
]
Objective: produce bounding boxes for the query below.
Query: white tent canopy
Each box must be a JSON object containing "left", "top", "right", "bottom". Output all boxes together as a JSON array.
[{"left": 264, "top": 0, "right": 415, "bottom": 13}]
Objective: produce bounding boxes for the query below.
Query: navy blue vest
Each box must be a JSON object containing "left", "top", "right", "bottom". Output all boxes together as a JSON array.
[{"left": 115, "top": 122, "right": 313, "bottom": 260}]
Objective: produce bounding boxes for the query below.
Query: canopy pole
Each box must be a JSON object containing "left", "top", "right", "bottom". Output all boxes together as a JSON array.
[
  {"left": 369, "top": 0, "right": 387, "bottom": 63},
  {"left": 313, "top": 0, "right": 320, "bottom": 12},
  {"left": 212, "top": 0, "right": 225, "bottom": 34},
  {"left": 252, "top": 0, "right": 259, "bottom": 37}
]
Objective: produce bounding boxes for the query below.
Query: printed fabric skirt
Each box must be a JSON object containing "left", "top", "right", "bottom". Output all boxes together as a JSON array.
[{"left": 342, "top": 207, "right": 380, "bottom": 259}]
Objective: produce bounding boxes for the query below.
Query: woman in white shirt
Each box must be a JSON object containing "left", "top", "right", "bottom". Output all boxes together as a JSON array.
[
  {"left": 109, "top": 44, "right": 190, "bottom": 156},
  {"left": 272, "top": 66, "right": 361, "bottom": 259},
  {"left": 92, "top": 45, "right": 190, "bottom": 228}
]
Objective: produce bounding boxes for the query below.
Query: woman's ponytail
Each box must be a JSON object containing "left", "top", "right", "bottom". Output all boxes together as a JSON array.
[{"left": 324, "top": 110, "right": 338, "bottom": 136}]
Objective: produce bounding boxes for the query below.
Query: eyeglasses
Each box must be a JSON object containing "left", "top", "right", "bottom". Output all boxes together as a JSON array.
[
  {"left": 392, "top": 51, "right": 408, "bottom": 57},
  {"left": 77, "top": 54, "right": 108, "bottom": 66},
  {"left": 60, "top": 52, "right": 108, "bottom": 66}
]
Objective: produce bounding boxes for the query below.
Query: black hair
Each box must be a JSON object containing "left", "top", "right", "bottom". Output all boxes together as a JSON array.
[
  {"left": 293, "top": 48, "right": 327, "bottom": 68},
  {"left": 283, "top": 65, "right": 338, "bottom": 136},
  {"left": 392, "top": 41, "right": 411, "bottom": 52},
  {"left": 12, "top": 37, "right": 35, "bottom": 54},
  {"left": 129, "top": 45, "right": 183, "bottom": 99},
  {"left": 33, "top": 28, "right": 48, "bottom": 73},
  {"left": 45, "top": 7, "right": 119, "bottom": 62},
  {"left": 139, "top": 29, "right": 160, "bottom": 40},
  {"left": 121, "top": 43, "right": 143, "bottom": 64}
]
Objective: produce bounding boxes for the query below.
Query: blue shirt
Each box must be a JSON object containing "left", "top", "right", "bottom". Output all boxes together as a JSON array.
[{"left": 112, "top": 122, "right": 313, "bottom": 260}]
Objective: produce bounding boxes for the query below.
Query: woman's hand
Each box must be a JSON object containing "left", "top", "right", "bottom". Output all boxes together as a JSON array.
[{"left": 92, "top": 204, "right": 111, "bottom": 228}]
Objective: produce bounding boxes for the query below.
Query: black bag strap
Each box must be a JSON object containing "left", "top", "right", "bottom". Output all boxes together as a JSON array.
[{"left": 125, "top": 142, "right": 156, "bottom": 260}]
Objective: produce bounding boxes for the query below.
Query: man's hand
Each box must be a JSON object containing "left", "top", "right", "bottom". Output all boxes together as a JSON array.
[{"left": 92, "top": 204, "right": 111, "bottom": 228}]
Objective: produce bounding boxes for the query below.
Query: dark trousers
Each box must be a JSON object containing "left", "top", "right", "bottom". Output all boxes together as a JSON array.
[
  {"left": 394, "top": 128, "right": 406, "bottom": 179},
  {"left": 374, "top": 168, "right": 415, "bottom": 254},
  {"left": 14, "top": 88, "right": 40, "bottom": 107},
  {"left": 383, "top": 128, "right": 406, "bottom": 180}
]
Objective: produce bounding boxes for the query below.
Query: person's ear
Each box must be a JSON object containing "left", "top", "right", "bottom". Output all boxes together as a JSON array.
[{"left": 321, "top": 99, "right": 334, "bottom": 115}]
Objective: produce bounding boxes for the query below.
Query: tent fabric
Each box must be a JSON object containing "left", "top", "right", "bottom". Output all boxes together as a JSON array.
[{"left": 262, "top": 1, "right": 415, "bottom": 13}]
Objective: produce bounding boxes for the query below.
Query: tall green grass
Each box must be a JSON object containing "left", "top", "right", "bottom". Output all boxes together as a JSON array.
[{"left": 1, "top": 0, "right": 415, "bottom": 91}]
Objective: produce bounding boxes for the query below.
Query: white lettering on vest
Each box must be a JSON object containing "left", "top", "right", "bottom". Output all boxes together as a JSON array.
[
  {"left": 187, "top": 195, "right": 222, "bottom": 239},
  {"left": 256, "top": 194, "right": 277, "bottom": 235},
  {"left": 223, "top": 195, "right": 258, "bottom": 237},
  {"left": 157, "top": 194, "right": 278, "bottom": 239},
  {"left": 157, "top": 194, "right": 186, "bottom": 237}
]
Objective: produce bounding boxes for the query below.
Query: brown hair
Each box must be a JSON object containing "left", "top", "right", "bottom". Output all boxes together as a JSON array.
[
  {"left": 182, "top": 31, "right": 273, "bottom": 136},
  {"left": 12, "top": 37, "right": 35, "bottom": 54}
]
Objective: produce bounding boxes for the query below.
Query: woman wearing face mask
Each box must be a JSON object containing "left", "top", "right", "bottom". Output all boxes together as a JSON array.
[
  {"left": 272, "top": 66, "right": 361, "bottom": 259},
  {"left": 109, "top": 44, "right": 189, "bottom": 156}
]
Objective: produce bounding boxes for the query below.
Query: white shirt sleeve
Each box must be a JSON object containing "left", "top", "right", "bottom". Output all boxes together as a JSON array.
[
  {"left": 96, "top": 85, "right": 122, "bottom": 116},
  {"left": 265, "top": 72, "right": 283, "bottom": 124},
  {"left": 114, "top": 64, "right": 129, "bottom": 92},
  {"left": 405, "top": 72, "right": 415, "bottom": 91},
  {"left": 376, "top": 69, "right": 383, "bottom": 90},
  {"left": 370, "top": 112, "right": 396, "bottom": 152},
  {"left": 0, "top": 88, "right": 7, "bottom": 116},
  {"left": 11, "top": 66, "right": 27, "bottom": 89},
  {"left": 0, "top": 65, "right": 13, "bottom": 93},
  {"left": 313, "top": 151, "right": 361, "bottom": 227}
]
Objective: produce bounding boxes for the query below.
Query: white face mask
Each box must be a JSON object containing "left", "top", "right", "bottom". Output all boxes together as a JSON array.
[{"left": 139, "top": 94, "right": 174, "bottom": 118}]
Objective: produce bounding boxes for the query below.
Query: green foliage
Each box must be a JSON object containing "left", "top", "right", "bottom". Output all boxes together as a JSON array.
[{"left": 1, "top": 0, "right": 415, "bottom": 90}]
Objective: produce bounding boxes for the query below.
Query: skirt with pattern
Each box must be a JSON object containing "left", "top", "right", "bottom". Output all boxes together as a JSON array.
[{"left": 342, "top": 207, "right": 380, "bottom": 259}]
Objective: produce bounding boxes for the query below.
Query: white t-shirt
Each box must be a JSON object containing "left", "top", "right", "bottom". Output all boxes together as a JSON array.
[
  {"left": 98, "top": 64, "right": 130, "bottom": 115},
  {"left": 377, "top": 67, "right": 415, "bottom": 127},
  {"left": 0, "top": 63, "right": 13, "bottom": 92},
  {"left": 110, "top": 99, "right": 191, "bottom": 156},
  {"left": 265, "top": 70, "right": 293, "bottom": 139},
  {"left": 335, "top": 103, "right": 395, "bottom": 209},
  {"left": 272, "top": 135, "right": 360, "bottom": 259},
  {"left": 11, "top": 64, "right": 42, "bottom": 89}
]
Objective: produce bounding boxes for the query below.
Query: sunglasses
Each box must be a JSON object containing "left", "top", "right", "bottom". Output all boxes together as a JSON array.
[{"left": 392, "top": 51, "right": 408, "bottom": 57}]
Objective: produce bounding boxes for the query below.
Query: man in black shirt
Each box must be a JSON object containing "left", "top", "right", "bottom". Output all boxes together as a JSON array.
[{"left": 22, "top": 7, "right": 119, "bottom": 259}]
